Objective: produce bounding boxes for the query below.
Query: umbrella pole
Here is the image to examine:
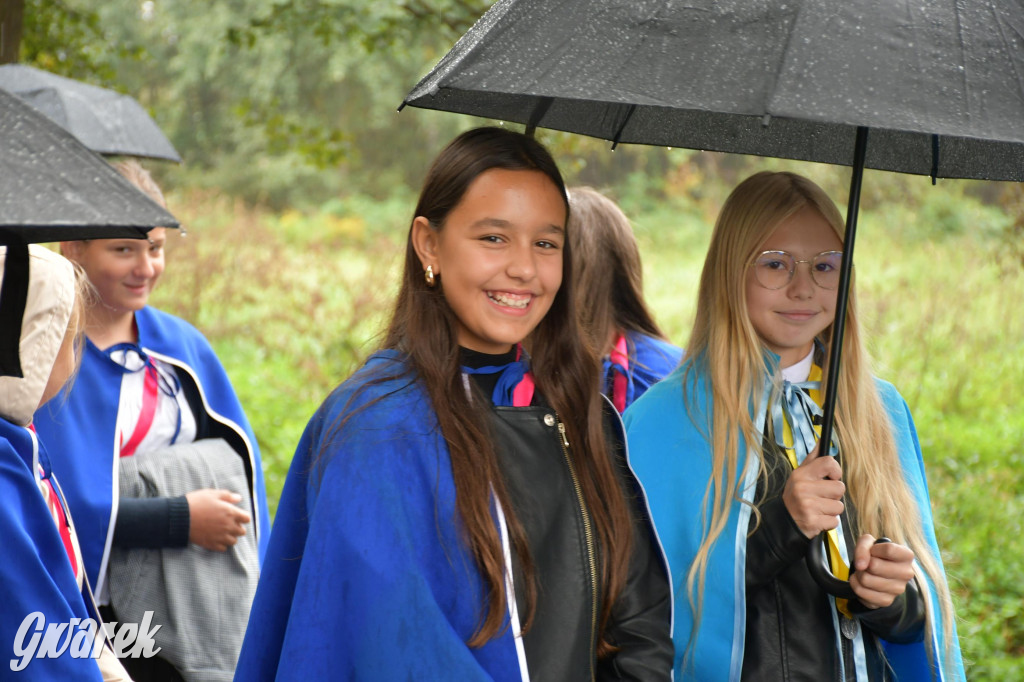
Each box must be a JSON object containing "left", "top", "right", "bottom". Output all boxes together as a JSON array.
[
  {"left": 0, "top": 241, "right": 28, "bottom": 378},
  {"left": 818, "top": 125, "right": 868, "bottom": 459},
  {"left": 806, "top": 126, "right": 868, "bottom": 599}
]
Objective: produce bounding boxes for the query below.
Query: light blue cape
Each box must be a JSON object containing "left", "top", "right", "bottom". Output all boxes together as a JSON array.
[{"left": 624, "top": 359, "right": 965, "bottom": 681}]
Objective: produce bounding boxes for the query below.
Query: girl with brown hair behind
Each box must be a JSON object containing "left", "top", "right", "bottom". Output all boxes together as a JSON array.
[
  {"left": 236, "top": 127, "right": 673, "bottom": 681},
  {"left": 567, "top": 187, "right": 682, "bottom": 412}
]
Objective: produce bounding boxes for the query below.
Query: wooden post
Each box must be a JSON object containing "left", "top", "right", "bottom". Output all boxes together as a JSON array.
[{"left": 0, "top": 0, "right": 24, "bottom": 64}]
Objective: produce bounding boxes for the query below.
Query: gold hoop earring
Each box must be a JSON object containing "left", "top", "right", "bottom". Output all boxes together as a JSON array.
[{"left": 424, "top": 265, "right": 436, "bottom": 287}]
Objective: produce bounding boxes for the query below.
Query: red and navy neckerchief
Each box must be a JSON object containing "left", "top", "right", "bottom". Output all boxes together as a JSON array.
[
  {"left": 602, "top": 334, "right": 632, "bottom": 413},
  {"left": 29, "top": 424, "right": 82, "bottom": 584},
  {"left": 104, "top": 342, "right": 183, "bottom": 456},
  {"left": 460, "top": 344, "right": 536, "bottom": 407}
]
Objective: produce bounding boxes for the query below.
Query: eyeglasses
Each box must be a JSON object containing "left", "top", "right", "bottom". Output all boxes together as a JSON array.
[{"left": 751, "top": 250, "right": 843, "bottom": 290}]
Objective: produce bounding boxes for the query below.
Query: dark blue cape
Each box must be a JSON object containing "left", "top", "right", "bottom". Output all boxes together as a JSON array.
[
  {"left": 624, "top": 360, "right": 966, "bottom": 681},
  {"left": 0, "top": 420, "right": 103, "bottom": 680},
  {"left": 235, "top": 351, "right": 526, "bottom": 681},
  {"left": 34, "top": 305, "right": 270, "bottom": 596},
  {"left": 608, "top": 330, "right": 682, "bottom": 410}
]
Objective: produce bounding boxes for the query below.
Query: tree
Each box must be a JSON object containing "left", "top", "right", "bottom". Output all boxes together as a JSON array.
[
  {"left": 29, "top": 0, "right": 496, "bottom": 207},
  {"left": 16, "top": 0, "right": 688, "bottom": 208},
  {"left": 1, "top": 0, "right": 24, "bottom": 63},
  {"left": 11, "top": 0, "right": 133, "bottom": 78}
]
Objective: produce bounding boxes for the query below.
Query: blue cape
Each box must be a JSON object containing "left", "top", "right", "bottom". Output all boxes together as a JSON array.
[
  {"left": 0, "top": 420, "right": 103, "bottom": 680},
  {"left": 33, "top": 305, "right": 270, "bottom": 596},
  {"left": 235, "top": 351, "right": 526, "bottom": 681},
  {"left": 624, "top": 360, "right": 965, "bottom": 681},
  {"left": 608, "top": 331, "right": 683, "bottom": 411}
]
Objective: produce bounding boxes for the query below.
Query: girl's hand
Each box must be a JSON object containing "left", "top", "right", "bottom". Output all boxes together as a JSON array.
[
  {"left": 186, "top": 488, "right": 251, "bottom": 552},
  {"left": 850, "top": 534, "right": 916, "bottom": 609},
  {"left": 783, "top": 445, "right": 846, "bottom": 538}
]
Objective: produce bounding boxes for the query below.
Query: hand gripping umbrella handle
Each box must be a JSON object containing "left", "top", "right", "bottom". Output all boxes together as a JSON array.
[
  {"left": 806, "top": 535, "right": 891, "bottom": 600},
  {"left": 803, "top": 127, "right": 872, "bottom": 601}
]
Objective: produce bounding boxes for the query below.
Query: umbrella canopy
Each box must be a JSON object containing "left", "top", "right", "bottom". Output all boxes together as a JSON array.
[
  {"left": 404, "top": 0, "right": 1024, "bottom": 183},
  {"left": 403, "top": 0, "right": 1024, "bottom": 597},
  {"left": 0, "top": 88, "right": 179, "bottom": 378},
  {"left": 0, "top": 88, "right": 179, "bottom": 243},
  {"left": 0, "top": 64, "right": 181, "bottom": 163}
]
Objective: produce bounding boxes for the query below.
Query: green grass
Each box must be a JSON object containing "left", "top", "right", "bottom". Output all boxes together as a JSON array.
[{"left": 152, "top": 184, "right": 1023, "bottom": 678}]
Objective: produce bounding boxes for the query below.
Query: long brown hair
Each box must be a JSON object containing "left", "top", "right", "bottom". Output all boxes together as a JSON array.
[
  {"left": 683, "top": 171, "right": 955, "bottom": 671},
  {"left": 333, "top": 128, "right": 635, "bottom": 653},
  {"left": 567, "top": 186, "right": 668, "bottom": 356}
]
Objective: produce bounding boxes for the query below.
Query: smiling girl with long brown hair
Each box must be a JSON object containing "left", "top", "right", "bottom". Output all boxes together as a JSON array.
[{"left": 237, "top": 127, "right": 672, "bottom": 681}]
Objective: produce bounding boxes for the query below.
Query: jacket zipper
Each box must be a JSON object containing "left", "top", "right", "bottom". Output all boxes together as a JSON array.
[{"left": 557, "top": 419, "right": 598, "bottom": 681}]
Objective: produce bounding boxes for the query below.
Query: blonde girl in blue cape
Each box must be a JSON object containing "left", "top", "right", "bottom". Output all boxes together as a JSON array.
[{"left": 624, "top": 171, "right": 964, "bottom": 680}]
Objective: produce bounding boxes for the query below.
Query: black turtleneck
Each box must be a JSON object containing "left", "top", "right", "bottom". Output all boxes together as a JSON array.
[{"left": 459, "top": 346, "right": 517, "bottom": 403}]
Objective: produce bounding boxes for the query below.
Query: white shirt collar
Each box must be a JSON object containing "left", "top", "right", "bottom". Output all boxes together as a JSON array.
[{"left": 781, "top": 346, "right": 815, "bottom": 383}]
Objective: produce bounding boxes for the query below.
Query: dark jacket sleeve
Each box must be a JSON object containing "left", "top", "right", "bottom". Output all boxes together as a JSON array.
[
  {"left": 597, "top": 403, "right": 674, "bottom": 681},
  {"left": 849, "top": 576, "right": 926, "bottom": 643},
  {"left": 747, "top": 485, "right": 925, "bottom": 644},
  {"left": 745, "top": 493, "right": 813, "bottom": 591},
  {"left": 113, "top": 496, "right": 190, "bottom": 548}
]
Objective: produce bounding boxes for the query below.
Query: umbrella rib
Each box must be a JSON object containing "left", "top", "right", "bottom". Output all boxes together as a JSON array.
[
  {"left": 526, "top": 97, "right": 555, "bottom": 136},
  {"left": 763, "top": 3, "right": 805, "bottom": 117},
  {"left": 990, "top": 1, "right": 1024, "bottom": 106},
  {"left": 951, "top": 1, "right": 972, "bottom": 116},
  {"left": 610, "top": 105, "right": 637, "bottom": 150},
  {"left": 592, "top": 1, "right": 696, "bottom": 110}
]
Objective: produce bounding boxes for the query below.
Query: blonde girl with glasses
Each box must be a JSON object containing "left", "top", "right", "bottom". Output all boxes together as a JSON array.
[{"left": 625, "top": 171, "right": 964, "bottom": 681}]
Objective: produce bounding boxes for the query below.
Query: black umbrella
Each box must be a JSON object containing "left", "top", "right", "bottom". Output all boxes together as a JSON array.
[
  {"left": 0, "top": 89, "right": 179, "bottom": 241},
  {"left": 0, "top": 88, "right": 179, "bottom": 378},
  {"left": 0, "top": 64, "right": 181, "bottom": 162},
  {"left": 402, "top": 0, "right": 1024, "bottom": 596},
  {"left": 404, "top": 0, "right": 1024, "bottom": 181}
]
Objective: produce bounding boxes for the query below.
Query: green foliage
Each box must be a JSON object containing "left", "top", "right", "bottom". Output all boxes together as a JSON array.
[
  {"left": 228, "top": 0, "right": 495, "bottom": 53},
  {"left": 25, "top": 0, "right": 499, "bottom": 208},
  {"left": 998, "top": 184, "right": 1024, "bottom": 271},
  {"left": 19, "top": 0, "right": 142, "bottom": 78},
  {"left": 148, "top": 190, "right": 405, "bottom": 513},
  {"left": 853, "top": 208, "right": 1024, "bottom": 678}
]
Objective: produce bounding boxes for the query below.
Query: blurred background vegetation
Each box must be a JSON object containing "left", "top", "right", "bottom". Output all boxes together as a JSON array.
[{"left": 7, "top": 0, "right": 1024, "bottom": 676}]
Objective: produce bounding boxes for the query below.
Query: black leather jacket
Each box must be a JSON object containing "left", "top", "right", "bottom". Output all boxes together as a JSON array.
[
  {"left": 742, "top": 448, "right": 926, "bottom": 681},
  {"left": 487, "top": 400, "right": 674, "bottom": 681}
]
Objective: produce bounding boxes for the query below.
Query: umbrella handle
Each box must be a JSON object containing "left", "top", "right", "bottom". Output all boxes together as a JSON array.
[
  {"left": 806, "top": 535, "right": 891, "bottom": 600},
  {"left": 804, "top": 127, "right": 873, "bottom": 602}
]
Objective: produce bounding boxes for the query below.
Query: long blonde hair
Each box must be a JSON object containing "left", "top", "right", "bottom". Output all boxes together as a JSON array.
[
  {"left": 683, "top": 171, "right": 955, "bottom": 670},
  {"left": 111, "top": 159, "right": 167, "bottom": 208}
]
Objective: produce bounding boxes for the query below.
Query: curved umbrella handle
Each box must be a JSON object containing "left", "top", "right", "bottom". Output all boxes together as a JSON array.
[
  {"left": 803, "top": 127, "right": 874, "bottom": 603},
  {"left": 806, "top": 535, "right": 891, "bottom": 600}
]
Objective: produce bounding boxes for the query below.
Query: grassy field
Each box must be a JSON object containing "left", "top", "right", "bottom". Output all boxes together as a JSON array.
[{"left": 152, "top": 179, "right": 1023, "bottom": 677}]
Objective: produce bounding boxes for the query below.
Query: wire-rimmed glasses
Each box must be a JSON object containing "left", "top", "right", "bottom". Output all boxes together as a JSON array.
[{"left": 751, "top": 250, "right": 843, "bottom": 290}]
